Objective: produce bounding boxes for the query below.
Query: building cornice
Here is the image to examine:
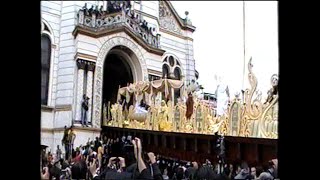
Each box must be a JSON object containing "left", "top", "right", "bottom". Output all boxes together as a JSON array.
[
  {"left": 74, "top": 52, "right": 97, "bottom": 62},
  {"left": 148, "top": 69, "right": 162, "bottom": 76},
  {"left": 41, "top": 105, "right": 54, "bottom": 112},
  {"left": 159, "top": 28, "right": 193, "bottom": 41},
  {"left": 41, "top": 126, "right": 101, "bottom": 133},
  {"left": 55, "top": 105, "right": 72, "bottom": 111}
]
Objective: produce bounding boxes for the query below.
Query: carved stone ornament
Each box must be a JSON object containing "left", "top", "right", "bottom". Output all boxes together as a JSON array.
[
  {"left": 77, "top": 59, "right": 87, "bottom": 69},
  {"left": 87, "top": 62, "right": 96, "bottom": 71},
  {"left": 159, "top": 1, "right": 182, "bottom": 35}
]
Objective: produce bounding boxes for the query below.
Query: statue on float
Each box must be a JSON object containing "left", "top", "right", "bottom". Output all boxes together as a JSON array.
[
  {"left": 158, "top": 100, "right": 172, "bottom": 131},
  {"left": 264, "top": 74, "right": 278, "bottom": 104},
  {"left": 215, "top": 75, "right": 230, "bottom": 117}
]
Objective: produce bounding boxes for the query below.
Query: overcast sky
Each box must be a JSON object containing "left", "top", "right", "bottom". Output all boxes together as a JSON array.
[{"left": 171, "top": 1, "right": 278, "bottom": 101}]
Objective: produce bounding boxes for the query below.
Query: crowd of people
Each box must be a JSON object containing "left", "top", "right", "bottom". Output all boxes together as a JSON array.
[
  {"left": 81, "top": 1, "right": 131, "bottom": 17},
  {"left": 41, "top": 132, "right": 278, "bottom": 180},
  {"left": 80, "top": 1, "right": 157, "bottom": 38}
]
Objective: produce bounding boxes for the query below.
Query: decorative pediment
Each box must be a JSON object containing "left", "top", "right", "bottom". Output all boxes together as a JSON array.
[{"left": 159, "top": 1, "right": 182, "bottom": 35}]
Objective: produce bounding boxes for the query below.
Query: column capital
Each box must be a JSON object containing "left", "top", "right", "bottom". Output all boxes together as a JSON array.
[
  {"left": 87, "top": 61, "right": 96, "bottom": 71},
  {"left": 77, "top": 59, "right": 86, "bottom": 69}
]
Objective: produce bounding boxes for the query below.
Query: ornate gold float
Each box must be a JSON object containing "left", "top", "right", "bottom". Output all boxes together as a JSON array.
[{"left": 105, "top": 58, "right": 278, "bottom": 139}]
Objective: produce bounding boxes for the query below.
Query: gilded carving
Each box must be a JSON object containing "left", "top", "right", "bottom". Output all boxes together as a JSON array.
[
  {"left": 244, "top": 58, "right": 263, "bottom": 119},
  {"left": 229, "top": 101, "right": 241, "bottom": 136}
]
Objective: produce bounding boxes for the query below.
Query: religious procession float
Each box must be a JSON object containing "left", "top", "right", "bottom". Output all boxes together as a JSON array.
[{"left": 104, "top": 58, "right": 278, "bottom": 139}]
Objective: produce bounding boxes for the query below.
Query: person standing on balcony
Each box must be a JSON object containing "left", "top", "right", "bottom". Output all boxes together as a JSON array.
[
  {"left": 56, "top": 145, "right": 62, "bottom": 160},
  {"left": 89, "top": 5, "right": 94, "bottom": 16}
]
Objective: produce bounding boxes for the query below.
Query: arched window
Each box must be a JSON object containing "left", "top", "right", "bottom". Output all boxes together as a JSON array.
[
  {"left": 162, "top": 64, "right": 169, "bottom": 78},
  {"left": 41, "top": 34, "right": 51, "bottom": 105},
  {"left": 173, "top": 67, "right": 182, "bottom": 103},
  {"left": 169, "top": 56, "right": 175, "bottom": 66},
  {"left": 173, "top": 67, "right": 181, "bottom": 80}
]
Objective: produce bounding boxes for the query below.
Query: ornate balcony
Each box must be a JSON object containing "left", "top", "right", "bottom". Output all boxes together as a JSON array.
[{"left": 76, "top": 9, "right": 161, "bottom": 50}]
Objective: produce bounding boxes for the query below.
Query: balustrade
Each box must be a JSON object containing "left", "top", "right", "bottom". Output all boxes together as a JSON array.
[{"left": 77, "top": 9, "right": 160, "bottom": 49}]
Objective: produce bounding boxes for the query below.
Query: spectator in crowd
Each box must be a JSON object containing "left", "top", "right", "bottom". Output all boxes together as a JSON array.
[
  {"left": 145, "top": 152, "right": 162, "bottom": 180},
  {"left": 250, "top": 166, "right": 257, "bottom": 179},
  {"left": 89, "top": 5, "right": 95, "bottom": 16},
  {"left": 94, "top": 137, "right": 102, "bottom": 152},
  {"left": 62, "top": 125, "right": 69, "bottom": 159},
  {"left": 56, "top": 145, "right": 62, "bottom": 160},
  {"left": 234, "top": 162, "right": 250, "bottom": 179}
]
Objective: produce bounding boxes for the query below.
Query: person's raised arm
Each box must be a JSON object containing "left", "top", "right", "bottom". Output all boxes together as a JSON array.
[
  {"left": 119, "top": 157, "right": 126, "bottom": 171},
  {"left": 132, "top": 138, "right": 153, "bottom": 179},
  {"left": 132, "top": 138, "right": 146, "bottom": 173}
]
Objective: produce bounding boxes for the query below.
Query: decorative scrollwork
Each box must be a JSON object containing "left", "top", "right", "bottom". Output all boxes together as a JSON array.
[
  {"left": 259, "top": 72, "right": 278, "bottom": 138},
  {"left": 239, "top": 115, "right": 251, "bottom": 137},
  {"left": 259, "top": 95, "right": 278, "bottom": 138},
  {"left": 244, "top": 57, "right": 263, "bottom": 119},
  {"left": 218, "top": 116, "right": 229, "bottom": 136}
]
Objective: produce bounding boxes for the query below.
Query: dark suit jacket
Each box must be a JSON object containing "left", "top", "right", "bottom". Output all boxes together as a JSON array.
[{"left": 150, "top": 163, "right": 163, "bottom": 180}]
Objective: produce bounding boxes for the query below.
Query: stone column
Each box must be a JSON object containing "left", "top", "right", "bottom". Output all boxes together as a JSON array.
[
  {"left": 86, "top": 61, "right": 95, "bottom": 126},
  {"left": 75, "top": 60, "right": 86, "bottom": 122}
]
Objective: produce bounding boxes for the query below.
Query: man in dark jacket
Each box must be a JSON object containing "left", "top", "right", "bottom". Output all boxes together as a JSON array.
[
  {"left": 146, "top": 152, "right": 163, "bottom": 180},
  {"left": 94, "top": 136, "right": 102, "bottom": 152}
]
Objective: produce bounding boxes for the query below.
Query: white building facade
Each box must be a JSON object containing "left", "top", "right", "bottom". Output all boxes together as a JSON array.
[{"left": 41, "top": 1, "right": 196, "bottom": 152}]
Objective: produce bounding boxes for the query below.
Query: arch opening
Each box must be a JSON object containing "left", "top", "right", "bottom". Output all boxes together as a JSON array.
[
  {"left": 102, "top": 46, "right": 135, "bottom": 107},
  {"left": 93, "top": 36, "right": 149, "bottom": 128}
]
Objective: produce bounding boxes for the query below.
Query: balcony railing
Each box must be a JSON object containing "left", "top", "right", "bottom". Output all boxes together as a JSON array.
[{"left": 77, "top": 9, "right": 161, "bottom": 49}]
